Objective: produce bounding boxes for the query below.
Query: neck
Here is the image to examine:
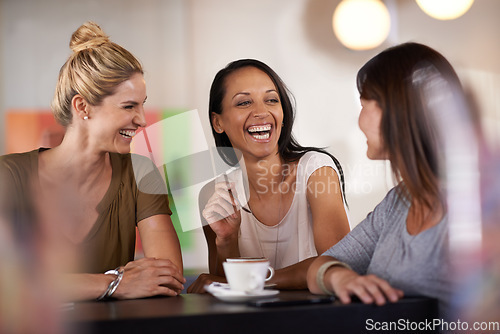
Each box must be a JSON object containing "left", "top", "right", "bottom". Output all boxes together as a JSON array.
[
  {"left": 407, "top": 198, "right": 445, "bottom": 234},
  {"left": 42, "top": 129, "right": 110, "bottom": 185},
  {"left": 243, "top": 153, "right": 284, "bottom": 199}
]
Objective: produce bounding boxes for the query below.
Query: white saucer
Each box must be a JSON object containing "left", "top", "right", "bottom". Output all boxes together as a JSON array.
[
  {"left": 205, "top": 282, "right": 279, "bottom": 302},
  {"left": 212, "top": 289, "right": 279, "bottom": 303},
  {"left": 209, "top": 282, "right": 276, "bottom": 289}
]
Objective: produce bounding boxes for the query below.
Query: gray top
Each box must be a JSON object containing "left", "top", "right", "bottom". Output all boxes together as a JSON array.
[{"left": 323, "top": 186, "right": 451, "bottom": 310}]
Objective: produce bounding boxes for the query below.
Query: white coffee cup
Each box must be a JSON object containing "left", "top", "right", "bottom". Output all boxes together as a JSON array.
[
  {"left": 223, "top": 259, "right": 275, "bottom": 293},
  {"left": 226, "top": 257, "right": 267, "bottom": 263}
]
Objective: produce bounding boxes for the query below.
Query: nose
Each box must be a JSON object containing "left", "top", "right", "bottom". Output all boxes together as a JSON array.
[
  {"left": 252, "top": 101, "right": 270, "bottom": 119},
  {"left": 357, "top": 108, "right": 365, "bottom": 130},
  {"left": 134, "top": 105, "right": 147, "bottom": 128}
]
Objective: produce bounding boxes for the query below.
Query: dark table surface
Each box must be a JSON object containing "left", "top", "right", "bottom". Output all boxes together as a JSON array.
[{"left": 64, "top": 290, "right": 439, "bottom": 334}]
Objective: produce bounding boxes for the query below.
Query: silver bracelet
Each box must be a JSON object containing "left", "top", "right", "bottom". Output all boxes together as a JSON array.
[
  {"left": 106, "top": 267, "right": 125, "bottom": 298},
  {"left": 96, "top": 267, "right": 125, "bottom": 301},
  {"left": 316, "top": 260, "right": 352, "bottom": 295}
]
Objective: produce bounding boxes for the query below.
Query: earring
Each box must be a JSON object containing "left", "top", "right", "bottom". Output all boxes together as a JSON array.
[{"left": 83, "top": 116, "right": 89, "bottom": 120}]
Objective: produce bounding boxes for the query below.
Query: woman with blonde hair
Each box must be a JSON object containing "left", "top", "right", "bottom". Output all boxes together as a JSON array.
[{"left": 0, "top": 22, "right": 185, "bottom": 301}]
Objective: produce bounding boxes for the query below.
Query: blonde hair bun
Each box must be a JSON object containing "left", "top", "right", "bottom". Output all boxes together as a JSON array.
[
  {"left": 52, "top": 21, "right": 142, "bottom": 127},
  {"left": 70, "top": 21, "right": 110, "bottom": 53}
]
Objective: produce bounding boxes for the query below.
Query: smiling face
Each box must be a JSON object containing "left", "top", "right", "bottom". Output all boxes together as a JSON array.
[
  {"left": 87, "top": 72, "right": 147, "bottom": 154},
  {"left": 358, "top": 98, "right": 387, "bottom": 160},
  {"left": 212, "top": 66, "right": 284, "bottom": 161}
]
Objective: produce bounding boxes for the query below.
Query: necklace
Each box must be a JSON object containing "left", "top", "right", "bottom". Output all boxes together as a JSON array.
[
  {"left": 273, "top": 171, "right": 284, "bottom": 268},
  {"left": 247, "top": 164, "right": 286, "bottom": 269}
]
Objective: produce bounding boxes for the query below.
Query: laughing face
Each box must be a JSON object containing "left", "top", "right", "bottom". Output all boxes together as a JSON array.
[
  {"left": 87, "top": 72, "right": 147, "bottom": 154},
  {"left": 212, "top": 66, "right": 284, "bottom": 161}
]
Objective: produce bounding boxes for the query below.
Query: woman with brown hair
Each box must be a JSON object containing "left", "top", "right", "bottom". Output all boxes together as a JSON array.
[
  {"left": 307, "top": 42, "right": 462, "bottom": 311},
  {"left": 0, "top": 22, "right": 185, "bottom": 301}
]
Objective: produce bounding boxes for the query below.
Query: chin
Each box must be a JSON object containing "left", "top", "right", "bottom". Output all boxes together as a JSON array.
[
  {"left": 115, "top": 145, "right": 131, "bottom": 155},
  {"left": 367, "top": 151, "right": 387, "bottom": 161}
]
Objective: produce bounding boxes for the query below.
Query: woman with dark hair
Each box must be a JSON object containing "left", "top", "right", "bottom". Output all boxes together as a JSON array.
[
  {"left": 188, "top": 59, "right": 350, "bottom": 293},
  {"left": 307, "top": 42, "right": 460, "bottom": 311}
]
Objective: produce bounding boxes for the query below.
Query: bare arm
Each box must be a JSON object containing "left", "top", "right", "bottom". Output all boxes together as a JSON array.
[
  {"left": 307, "top": 166, "right": 350, "bottom": 254},
  {"left": 265, "top": 166, "right": 351, "bottom": 290},
  {"left": 138, "top": 214, "right": 183, "bottom": 271},
  {"left": 267, "top": 258, "right": 316, "bottom": 290},
  {"left": 135, "top": 214, "right": 186, "bottom": 293},
  {"left": 185, "top": 228, "right": 227, "bottom": 293},
  {"left": 61, "top": 214, "right": 186, "bottom": 301},
  {"left": 61, "top": 273, "right": 118, "bottom": 301},
  {"left": 187, "top": 181, "right": 240, "bottom": 293},
  {"left": 201, "top": 181, "right": 242, "bottom": 275},
  {"left": 191, "top": 228, "right": 314, "bottom": 292},
  {"left": 204, "top": 223, "right": 229, "bottom": 276},
  {"left": 61, "top": 258, "right": 186, "bottom": 301}
]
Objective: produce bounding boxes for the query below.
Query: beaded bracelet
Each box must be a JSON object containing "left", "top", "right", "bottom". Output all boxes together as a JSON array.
[
  {"left": 316, "top": 260, "right": 352, "bottom": 295},
  {"left": 96, "top": 266, "right": 125, "bottom": 301}
]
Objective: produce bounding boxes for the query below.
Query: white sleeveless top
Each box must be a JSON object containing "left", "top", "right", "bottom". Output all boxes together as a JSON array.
[{"left": 234, "top": 151, "right": 346, "bottom": 269}]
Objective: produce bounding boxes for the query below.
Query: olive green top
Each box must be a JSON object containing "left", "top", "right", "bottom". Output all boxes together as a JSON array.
[{"left": 0, "top": 148, "right": 171, "bottom": 273}]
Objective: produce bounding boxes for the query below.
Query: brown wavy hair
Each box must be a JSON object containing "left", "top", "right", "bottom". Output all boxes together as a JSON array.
[{"left": 357, "top": 42, "right": 466, "bottom": 211}]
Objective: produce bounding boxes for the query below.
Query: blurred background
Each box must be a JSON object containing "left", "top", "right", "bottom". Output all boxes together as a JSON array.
[{"left": 0, "top": 0, "right": 499, "bottom": 273}]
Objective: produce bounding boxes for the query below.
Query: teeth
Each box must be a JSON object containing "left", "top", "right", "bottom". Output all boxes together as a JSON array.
[
  {"left": 119, "top": 130, "right": 136, "bottom": 138},
  {"left": 248, "top": 124, "right": 271, "bottom": 133},
  {"left": 251, "top": 133, "right": 270, "bottom": 140}
]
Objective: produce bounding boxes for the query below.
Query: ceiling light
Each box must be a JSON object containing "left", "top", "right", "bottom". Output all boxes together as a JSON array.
[
  {"left": 416, "top": 0, "right": 474, "bottom": 20},
  {"left": 332, "top": 0, "right": 391, "bottom": 51}
]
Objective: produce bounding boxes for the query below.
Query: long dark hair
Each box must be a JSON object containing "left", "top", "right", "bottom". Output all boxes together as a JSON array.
[
  {"left": 357, "top": 42, "right": 464, "bottom": 210},
  {"left": 209, "top": 59, "right": 346, "bottom": 201}
]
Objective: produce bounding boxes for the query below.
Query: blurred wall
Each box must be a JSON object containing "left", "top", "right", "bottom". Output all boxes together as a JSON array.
[{"left": 1, "top": 0, "right": 499, "bottom": 270}]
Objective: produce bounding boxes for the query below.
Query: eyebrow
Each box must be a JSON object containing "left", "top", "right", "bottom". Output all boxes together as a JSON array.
[
  {"left": 231, "top": 89, "right": 278, "bottom": 100},
  {"left": 121, "top": 96, "right": 147, "bottom": 105}
]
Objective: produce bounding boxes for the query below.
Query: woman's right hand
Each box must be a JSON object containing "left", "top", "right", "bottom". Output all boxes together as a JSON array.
[
  {"left": 202, "top": 181, "right": 242, "bottom": 241},
  {"left": 112, "top": 257, "right": 186, "bottom": 299}
]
